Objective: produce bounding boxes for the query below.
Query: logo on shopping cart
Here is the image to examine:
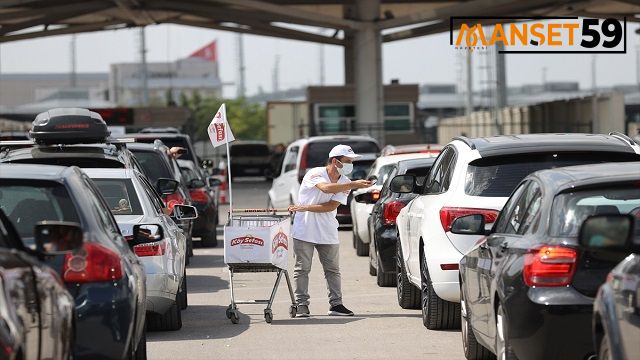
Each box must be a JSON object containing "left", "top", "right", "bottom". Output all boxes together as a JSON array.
[
  {"left": 230, "top": 235, "right": 264, "bottom": 247},
  {"left": 272, "top": 230, "right": 288, "bottom": 253}
]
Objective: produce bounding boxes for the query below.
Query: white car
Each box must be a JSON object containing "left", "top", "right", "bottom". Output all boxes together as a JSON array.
[
  {"left": 392, "top": 133, "right": 640, "bottom": 330},
  {"left": 350, "top": 152, "right": 439, "bottom": 256},
  {"left": 84, "top": 168, "right": 197, "bottom": 331},
  {"left": 268, "top": 135, "right": 380, "bottom": 212}
]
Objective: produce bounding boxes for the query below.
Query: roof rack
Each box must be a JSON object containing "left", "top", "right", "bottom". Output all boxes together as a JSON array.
[
  {"left": 452, "top": 136, "right": 476, "bottom": 150},
  {"left": 608, "top": 132, "right": 635, "bottom": 146}
]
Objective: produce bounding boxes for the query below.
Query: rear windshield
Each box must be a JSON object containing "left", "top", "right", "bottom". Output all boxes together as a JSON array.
[
  {"left": 230, "top": 144, "right": 270, "bottom": 157},
  {"left": 550, "top": 185, "right": 640, "bottom": 239},
  {"left": 465, "top": 152, "right": 640, "bottom": 197},
  {"left": 10, "top": 158, "right": 124, "bottom": 168},
  {"left": 0, "top": 180, "right": 80, "bottom": 243},
  {"left": 306, "top": 141, "right": 380, "bottom": 169},
  {"left": 130, "top": 150, "right": 174, "bottom": 185},
  {"left": 92, "top": 179, "right": 143, "bottom": 216}
]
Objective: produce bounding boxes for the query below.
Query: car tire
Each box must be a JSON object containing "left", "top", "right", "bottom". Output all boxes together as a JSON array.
[
  {"left": 178, "top": 271, "right": 188, "bottom": 310},
  {"left": 396, "top": 240, "right": 420, "bottom": 309},
  {"left": 201, "top": 233, "right": 218, "bottom": 248},
  {"left": 599, "top": 333, "right": 611, "bottom": 360},
  {"left": 496, "top": 304, "right": 516, "bottom": 360},
  {"left": 355, "top": 227, "right": 368, "bottom": 256},
  {"left": 377, "top": 255, "right": 395, "bottom": 287},
  {"left": 421, "top": 251, "right": 461, "bottom": 330},
  {"left": 148, "top": 300, "right": 182, "bottom": 331},
  {"left": 130, "top": 324, "right": 147, "bottom": 360},
  {"left": 369, "top": 259, "right": 377, "bottom": 276},
  {"left": 461, "top": 286, "right": 492, "bottom": 360}
]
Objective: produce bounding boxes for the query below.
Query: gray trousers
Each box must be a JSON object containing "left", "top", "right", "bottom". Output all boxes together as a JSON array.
[{"left": 293, "top": 238, "right": 342, "bottom": 307}]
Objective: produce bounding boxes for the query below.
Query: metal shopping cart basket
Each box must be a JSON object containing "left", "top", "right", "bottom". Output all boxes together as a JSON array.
[{"left": 223, "top": 209, "right": 297, "bottom": 324}]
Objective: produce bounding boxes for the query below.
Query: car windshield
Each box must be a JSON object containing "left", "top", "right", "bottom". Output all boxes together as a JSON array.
[
  {"left": 306, "top": 141, "right": 379, "bottom": 169},
  {"left": 0, "top": 180, "right": 80, "bottom": 244},
  {"left": 92, "top": 178, "right": 143, "bottom": 216},
  {"left": 230, "top": 144, "right": 269, "bottom": 157},
  {"left": 131, "top": 150, "right": 174, "bottom": 185},
  {"left": 465, "top": 152, "right": 640, "bottom": 197},
  {"left": 550, "top": 185, "right": 640, "bottom": 240}
]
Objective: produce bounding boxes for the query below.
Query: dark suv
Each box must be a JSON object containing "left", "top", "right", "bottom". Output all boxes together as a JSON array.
[{"left": 0, "top": 164, "right": 147, "bottom": 360}]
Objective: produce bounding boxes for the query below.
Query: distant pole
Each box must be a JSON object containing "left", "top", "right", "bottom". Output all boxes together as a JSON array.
[
  {"left": 464, "top": 50, "right": 473, "bottom": 116},
  {"left": 541, "top": 66, "right": 547, "bottom": 88},
  {"left": 70, "top": 35, "right": 77, "bottom": 87},
  {"left": 591, "top": 55, "right": 597, "bottom": 91},
  {"left": 272, "top": 54, "right": 280, "bottom": 92},
  {"left": 636, "top": 45, "right": 640, "bottom": 90},
  {"left": 591, "top": 55, "right": 598, "bottom": 133},
  {"left": 139, "top": 27, "right": 149, "bottom": 106},
  {"left": 236, "top": 34, "right": 246, "bottom": 98},
  {"left": 495, "top": 41, "right": 506, "bottom": 135},
  {"left": 319, "top": 44, "right": 325, "bottom": 85}
]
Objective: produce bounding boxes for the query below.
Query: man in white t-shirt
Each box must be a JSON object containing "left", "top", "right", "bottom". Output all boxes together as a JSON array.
[{"left": 288, "top": 144, "right": 373, "bottom": 317}]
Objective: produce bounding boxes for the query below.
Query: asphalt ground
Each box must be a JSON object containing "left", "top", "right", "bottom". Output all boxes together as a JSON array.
[{"left": 147, "top": 178, "right": 465, "bottom": 360}]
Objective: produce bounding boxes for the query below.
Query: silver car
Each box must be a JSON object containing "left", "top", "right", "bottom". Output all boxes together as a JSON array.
[{"left": 83, "top": 168, "right": 196, "bottom": 331}]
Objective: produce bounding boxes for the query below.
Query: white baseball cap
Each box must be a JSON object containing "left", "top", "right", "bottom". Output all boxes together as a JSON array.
[{"left": 329, "top": 144, "right": 361, "bottom": 159}]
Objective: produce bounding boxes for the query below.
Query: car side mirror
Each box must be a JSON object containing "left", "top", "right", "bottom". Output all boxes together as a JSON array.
[
  {"left": 173, "top": 204, "right": 198, "bottom": 220},
  {"left": 450, "top": 214, "right": 488, "bottom": 235},
  {"left": 34, "top": 221, "right": 83, "bottom": 255},
  {"left": 132, "top": 224, "right": 164, "bottom": 244},
  {"left": 389, "top": 175, "right": 416, "bottom": 194},
  {"left": 207, "top": 176, "right": 222, "bottom": 187},
  {"left": 354, "top": 191, "right": 380, "bottom": 204},
  {"left": 188, "top": 178, "right": 206, "bottom": 189},
  {"left": 578, "top": 214, "right": 634, "bottom": 251},
  {"left": 156, "top": 178, "right": 179, "bottom": 195}
]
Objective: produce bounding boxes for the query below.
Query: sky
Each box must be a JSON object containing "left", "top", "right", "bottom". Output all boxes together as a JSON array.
[{"left": 1, "top": 22, "right": 639, "bottom": 98}]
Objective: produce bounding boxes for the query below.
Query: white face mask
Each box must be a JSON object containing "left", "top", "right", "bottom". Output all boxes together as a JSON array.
[{"left": 336, "top": 160, "right": 353, "bottom": 176}]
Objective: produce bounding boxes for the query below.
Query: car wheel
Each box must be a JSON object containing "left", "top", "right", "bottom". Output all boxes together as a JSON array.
[
  {"left": 201, "top": 232, "right": 218, "bottom": 248},
  {"left": 496, "top": 304, "right": 516, "bottom": 360},
  {"left": 396, "top": 240, "right": 420, "bottom": 309},
  {"left": 461, "top": 286, "right": 492, "bottom": 360},
  {"left": 377, "top": 254, "right": 395, "bottom": 287},
  {"left": 130, "top": 323, "right": 147, "bottom": 360},
  {"left": 187, "top": 236, "right": 193, "bottom": 258},
  {"left": 369, "top": 243, "right": 377, "bottom": 276},
  {"left": 599, "top": 333, "right": 611, "bottom": 360},
  {"left": 178, "top": 270, "right": 188, "bottom": 310},
  {"left": 148, "top": 300, "right": 182, "bottom": 331},
  {"left": 421, "top": 251, "right": 461, "bottom": 330}
]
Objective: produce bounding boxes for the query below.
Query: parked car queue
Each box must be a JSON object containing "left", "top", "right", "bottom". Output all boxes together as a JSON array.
[
  {"left": 348, "top": 132, "right": 640, "bottom": 360},
  {"left": 0, "top": 108, "right": 220, "bottom": 359}
]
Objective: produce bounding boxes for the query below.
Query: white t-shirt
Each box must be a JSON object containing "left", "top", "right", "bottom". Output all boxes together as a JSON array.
[{"left": 291, "top": 167, "right": 350, "bottom": 244}]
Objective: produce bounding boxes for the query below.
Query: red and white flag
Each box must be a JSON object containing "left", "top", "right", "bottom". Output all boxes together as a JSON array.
[
  {"left": 189, "top": 40, "right": 217, "bottom": 63},
  {"left": 208, "top": 104, "right": 235, "bottom": 148}
]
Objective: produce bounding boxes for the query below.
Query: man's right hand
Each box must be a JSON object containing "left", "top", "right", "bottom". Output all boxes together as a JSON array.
[{"left": 351, "top": 179, "right": 373, "bottom": 189}]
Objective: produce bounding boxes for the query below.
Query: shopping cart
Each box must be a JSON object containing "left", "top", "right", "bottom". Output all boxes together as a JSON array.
[{"left": 224, "top": 209, "right": 297, "bottom": 324}]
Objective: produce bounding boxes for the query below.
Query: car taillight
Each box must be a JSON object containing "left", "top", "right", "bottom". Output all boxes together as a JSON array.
[
  {"left": 298, "top": 144, "right": 308, "bottom": 184},
  {"left": 190, "top": 188, "right": 209, "bottom": 203},
  {"left": 523, "top": 246, "right": 577, "bottom": 287},
  {"left": 439, "top": 207, "right": 499, "bottom": 232},
  {"left": 63, "top": 243, "right": 123, "bottom": 283},
  {"left": 383, "top": 201, "right": 405, "bottom": 225},
  {"left": 164, "top": 192, "right": 185, "bottom": 211},
  {"left": 133, "top": 240, "right": 167, "bottom": 257}
]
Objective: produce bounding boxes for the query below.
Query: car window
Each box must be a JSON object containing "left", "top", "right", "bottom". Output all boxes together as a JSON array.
[
  {"left": 0, "top": 180, "right": 80, "bottom": 244},
  {"left": 423, "top": 146, "right": 454, "bottom": 194},
  {"left": 494, "top": 181, "right": 530, "bottom": 234},
  {"left": 516, "top": 182, "right": 542, "bottom": 235},
  {"left": 375, "top": 164, "right": 395, "bottom": 185},
  {"left": 380, "top": 166, "right": 399, "bottom": 198},
  {"left": 138, "top": 174, "right": 165, "bottom": 213},
  {"left": 550, "top": 184, "right": 640, "bottom": 240},
  {"left": 405, "top": 165, "right": 432, "bottom": 185},
  {"left": 131, "top": 150, "right": 174, "bottom": 185},
  {"left": 92, "top": 178, "right": 144, "bottom": 216},
  {"left": 501, "top": 182, "right": 541, "bottom": 235},
  {"left": 81, "top": 176, "right": 121, "bottom": 236},
  {"left": 306, "top": 141, "right": 379, "bottom": 169},
  {"left": 180, "top": 167, "right": 198, "bottom": 183},
  {"left": 283, "top": 146, "right": 299, "bottom": 173}
]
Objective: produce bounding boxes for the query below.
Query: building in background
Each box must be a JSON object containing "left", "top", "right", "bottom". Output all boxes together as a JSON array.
[{"left": 109, "top": 40, "right": 222, "bottom": 106}]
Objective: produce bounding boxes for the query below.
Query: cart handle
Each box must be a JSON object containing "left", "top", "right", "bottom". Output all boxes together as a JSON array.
[{"left": 231, "top": 208, "right": 290, "bottom": 213}]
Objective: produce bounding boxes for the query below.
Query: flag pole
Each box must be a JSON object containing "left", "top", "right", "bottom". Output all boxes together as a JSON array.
[{"left": 223, "top": 104, "right": 233, "bottom": 222}]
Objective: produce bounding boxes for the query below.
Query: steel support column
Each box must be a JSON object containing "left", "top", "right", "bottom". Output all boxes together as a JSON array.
[{"left": 353, "top": 0, "right": 383, "bottom": 144}]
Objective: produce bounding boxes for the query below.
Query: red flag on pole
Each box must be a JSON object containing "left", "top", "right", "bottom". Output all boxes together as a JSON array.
[{"left": 189, "top": 40, "right": 217, "bottom": 63}]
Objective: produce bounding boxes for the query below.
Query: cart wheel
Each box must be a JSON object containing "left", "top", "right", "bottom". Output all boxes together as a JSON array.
[
  {"left": 225, "top": 305, "right": 233, "bottom": 319},
  {"left": 230, "top": 311, "right": 240, "bottom": 324},
  {"left": 264, "top": 309, "right": 273, "bottom": 324},
  {"left": 289, "top": 305, "right": 297, "bottom": 318}
]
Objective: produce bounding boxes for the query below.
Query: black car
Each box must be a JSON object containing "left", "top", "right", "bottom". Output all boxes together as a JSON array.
[
  {"left": 457, "top": 161, "right": 640, "bottom": 360},
  {"left": 178, "top": 159, "right": 220, "bottom": 247},
  {"left": 228, "top": 141, "right": 272, "bottom": 178},
  {"left": 0, "top": 209, "right": 76, "bottom": 360},
  {"left": 0, "top": 164, "right": 147, "bottom": 360},
  {"left": 362, "top": 157, "right": 435, "bottom": 287},
  {"left": 128, "top": 142, "right": 197, "bottom": 257},
  {"left": 587, "top": 214, "right": 640, "bottom": 360}
]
